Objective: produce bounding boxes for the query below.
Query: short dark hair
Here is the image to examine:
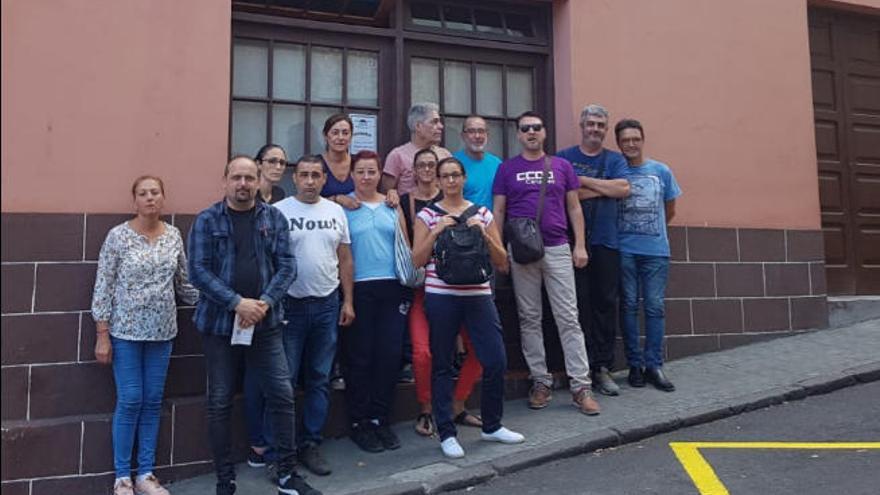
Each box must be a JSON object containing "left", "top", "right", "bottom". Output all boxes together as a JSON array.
[
  {"left": 294, "top": 154, "right": 324, "bottom": 171},
  {"left": 614, "top": 119, "right": 645, "bottom": 141},
  {"left": 254, "top": 144, "right": 285, "bottom": 162},
  {"left": 413, "top": 147, "right": 439, "bottom": 167},
  {"left": 225, "top": 155, "right": 259, "bottom": 177},
  {"left": 436, "top": 157, "right": 466, "bottom": 178},
  {"left": 516, "top": 110, "right": 544, "bottom": 127},
  {"left": 350, "top": 149, "right": 383, "bottom": 172}
]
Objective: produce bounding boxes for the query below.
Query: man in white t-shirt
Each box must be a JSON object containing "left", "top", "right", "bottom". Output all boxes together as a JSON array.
[{"left": 271, "top": 155, "right": 354, "bottom": 477}]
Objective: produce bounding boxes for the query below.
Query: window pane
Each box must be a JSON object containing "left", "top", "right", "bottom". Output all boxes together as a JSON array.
[
  {"left": 506, "top": 120, "right": 522, "bottom": 158},
  {"left": 346, "top": 0, "right": 381, "bottom": 17},
  {"left": 476, "top": 64, "right": 503, "bottom": 117},
  {"left": 475, "top": 10, "right": 504, "bottom": 35},
  {"left": 233, "top": 40, "right": 268, "bottom": 98},
  {"left": 310, "top": 46, "right": 343, "bottom": 104},
  {"left": 411, "top": 57, "right": 440, "bottom": 105},
  {"left": 272, "top": 103, "right": 305, "bottom": 160},
  {"left": 486, "top": 119, "right": 505, "bottom": 158},
  {"left": 443, "top": 5, "right": 473, "bottom": 31},
  {"left": 411, "top": 2, "right": 441, "bottom": 28},
  {"left": 506, "top": 13, "right": 534, "bottom": 37},
  {"left": 273, "top": 43, "right": 306, "bottom": 101},
  {"left": 347, "top": 50, "right": 378, "bottom": 107},
  {"left": 309, "top": 106, "right": 343, "bottom": 155},
  {"left": 444, "top": 116, "right": 465, "bottom": 152},
  {"left": 506, "top": 66, "right": 533, "bottom": 118},
  {"left": 443, "top": 61, "right": 471, "bottom": 115},
  {"left": 231, "top": 101, "right": 267, "bottom": 156}
]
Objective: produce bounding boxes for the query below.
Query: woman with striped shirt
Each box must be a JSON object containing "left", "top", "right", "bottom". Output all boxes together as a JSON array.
[{"left": 412, "top": 157, "right": 525, "bottom": 459}]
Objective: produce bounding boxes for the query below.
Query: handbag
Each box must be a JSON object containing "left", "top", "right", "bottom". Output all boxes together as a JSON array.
[
  {"left": 505, "top": 156, "right": 551, "bottom": 264},
  {"left": 394, "top": 210, "right": 425, "bottom": 288}
]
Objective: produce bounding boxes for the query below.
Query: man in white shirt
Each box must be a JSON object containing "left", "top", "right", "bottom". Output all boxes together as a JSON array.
[{"left": 272, "top": 155, "right": 354, "bottom": 476}]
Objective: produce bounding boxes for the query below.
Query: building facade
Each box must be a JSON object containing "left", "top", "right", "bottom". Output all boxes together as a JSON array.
[{"left": 2, "top": 0, "right": 878, "bottom": 492}]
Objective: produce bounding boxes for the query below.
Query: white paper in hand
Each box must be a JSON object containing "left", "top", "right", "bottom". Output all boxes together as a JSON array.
[{"left": 231, "top": 314, "right": 255, "bottom": 346}]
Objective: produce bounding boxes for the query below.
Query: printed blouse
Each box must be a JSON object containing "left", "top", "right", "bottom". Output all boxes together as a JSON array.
[{"left": 92, "top": 222, "right": 199, "bottom": 341}]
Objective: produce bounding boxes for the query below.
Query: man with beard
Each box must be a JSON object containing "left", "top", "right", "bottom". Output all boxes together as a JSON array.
[
  {"left": 556, "top": 104, "right": 631, "bottom": 396},
  {"left": 454, "top": 115, "right": 502, "bottom": 211},
  {"left": 492, "top": 111, "right": 601, "bottom": 417},
  {"left": 188, "top": 156, "right": 320, "bottom": 495}
]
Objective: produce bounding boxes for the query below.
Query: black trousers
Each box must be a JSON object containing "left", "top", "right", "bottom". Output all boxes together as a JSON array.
[{"left": 573, "top": 244, "right": 620, "bottom": 371}]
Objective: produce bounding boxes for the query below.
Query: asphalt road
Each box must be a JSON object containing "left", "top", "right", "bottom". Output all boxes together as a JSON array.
[{"left": 450, "top": 381, "right": 880, "bottom": 495}]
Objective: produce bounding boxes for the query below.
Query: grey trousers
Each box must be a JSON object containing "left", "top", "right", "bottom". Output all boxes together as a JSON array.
[{"left": 510, "top": 244, "right": 592, "bottom": 392}]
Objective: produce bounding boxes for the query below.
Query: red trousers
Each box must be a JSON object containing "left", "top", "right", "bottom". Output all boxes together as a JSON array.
[{"left": 409, "top": 289, "right": 482, "bottom": 406}]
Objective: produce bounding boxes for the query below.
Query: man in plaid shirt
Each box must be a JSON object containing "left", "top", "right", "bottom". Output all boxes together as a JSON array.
[{"left": 188, "top": 156, "right": 319, "bottom": 495}]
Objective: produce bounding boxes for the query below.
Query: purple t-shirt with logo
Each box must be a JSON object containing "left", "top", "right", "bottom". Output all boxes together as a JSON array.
[{"left": 492, "top": 154, "right": 579, "bottom": 247}]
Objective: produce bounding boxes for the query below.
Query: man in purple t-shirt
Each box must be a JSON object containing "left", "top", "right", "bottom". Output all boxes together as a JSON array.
[{"left": 492, "top": 111, "right": 600, "bottom": 417}]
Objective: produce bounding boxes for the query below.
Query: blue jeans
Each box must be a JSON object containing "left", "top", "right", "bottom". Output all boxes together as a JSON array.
[
  {"left": 111, "top": 337, "right": 173, "bottom": 478},
  {"left": 284, "top": 291, "right": 339, "bottom": 446},
  {"left": 619, "top": 253, "right": 670, "bottom": 370},
  {"left": 202, "top": 325, "right": 295, "bottom": 484},
  {"left": 424, "top": 294, "right": 507, "bottom": 441}
]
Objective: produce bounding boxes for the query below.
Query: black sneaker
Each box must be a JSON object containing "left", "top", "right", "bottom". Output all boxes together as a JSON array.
[
  {"left": 216, "top": 480, "right": 236, "bottom": 495},
  {"left": 247, "top": 449, "right": 266, "bottom": 468},
  {"left": 645, "top": 367, "right": 676, "bottom": 392},
  {"left": 278, "top": 471, "right": 322, "bottom": 495},
  {"left": 350, "top": 422, "right": 384, "bottom": 453},
  {"left": 374, "top": 424, "right": 401, "bottom": 450},
  {"left": 299, "top": 443, "right": 332, "bottom": 476},
  {"left": 628, "top": 366, "right": 646, "bottom": 388}
]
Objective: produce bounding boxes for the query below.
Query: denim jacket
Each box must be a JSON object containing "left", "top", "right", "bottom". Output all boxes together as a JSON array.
[{"left": 187, "top": 199, "right": 296, "bottom": 336}]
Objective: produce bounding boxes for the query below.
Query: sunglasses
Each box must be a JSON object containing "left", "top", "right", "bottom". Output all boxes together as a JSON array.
[{"left": 519, "top": 123, "right": 544, "bottom": 133}]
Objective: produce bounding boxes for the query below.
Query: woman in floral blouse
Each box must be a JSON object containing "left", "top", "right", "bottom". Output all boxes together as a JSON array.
[{"left": 91, "top": 176, "right": 199, "bottom": 495}]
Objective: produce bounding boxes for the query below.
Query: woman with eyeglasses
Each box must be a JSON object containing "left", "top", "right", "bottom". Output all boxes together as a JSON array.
[
  {"left": 92, "top": 176, "right": 199, "bottom": 495},
  {"left": 255, "top": 143, "right": 288, "bottom": 204},
  {"left": 401, "top": 149, "right": 484, "bottom": 438},
  {"left": 240, "top": 143, "right": 290, "bottom": 472},
  {"left": 412, "top": 157, "right": 524, "bottom": 459},
  {"left": 343, "top": 150, "right": 409, "bottom": 453}
]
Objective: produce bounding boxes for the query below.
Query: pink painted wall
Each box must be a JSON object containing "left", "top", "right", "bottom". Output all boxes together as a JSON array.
[
  {"left": 553, "top": 0, "right": 875, "bottom": 230},
  {"left": 1, "top": 0, "right": 231, "bottom": 214}
]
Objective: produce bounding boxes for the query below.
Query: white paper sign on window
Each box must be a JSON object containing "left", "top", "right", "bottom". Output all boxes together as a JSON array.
[{"left": 349, "top": 113, "right": 378, "bottom": 154}]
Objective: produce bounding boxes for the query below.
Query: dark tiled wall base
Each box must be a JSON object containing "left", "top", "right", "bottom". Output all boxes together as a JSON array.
[{"left": 1, "top": 214, "right": 827, "bottom": 490}]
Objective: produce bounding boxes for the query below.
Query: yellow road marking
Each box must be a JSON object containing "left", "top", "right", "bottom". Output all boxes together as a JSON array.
[{"left": 669, "top": 442, "right": 880, "bottom": 495}]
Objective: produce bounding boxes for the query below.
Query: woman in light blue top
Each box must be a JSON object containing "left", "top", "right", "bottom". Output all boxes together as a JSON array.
[
  {"left": 343, "top": 150, "right": 409, "bottom": 454},
  {"left": 92, "top": 176, "right": 198, "bottom": 495}
]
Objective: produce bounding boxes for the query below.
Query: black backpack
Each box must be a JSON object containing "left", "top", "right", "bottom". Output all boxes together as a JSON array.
[{"left": 429, "top": 204, "right": 493, "bottom": 285}]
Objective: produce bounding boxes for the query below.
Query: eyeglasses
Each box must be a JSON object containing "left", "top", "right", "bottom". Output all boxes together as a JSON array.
[
  {"left": 463, "top": 128, "right": 487, "bottom": 135},
  {"left": 439, "top": 172, "right": 464, "bottom": 181},
  {"left": 260, "top": 157, "right": 288, "bottom": 167},
  {"left": 519, "top": 124, "right": 544, "bottom": 133},
  {"left": 415, "top": 161, "right": 437, "bottom": 170}
]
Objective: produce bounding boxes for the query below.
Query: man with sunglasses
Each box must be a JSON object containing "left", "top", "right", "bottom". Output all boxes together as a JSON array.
[
  {"left": 556, "top": 104, "right": 631, "bottom": 397},
  {"left": 454, "top": 115, "right": 502, "bottom": 211},
  {"left": 492, "top": 111, "right": 601, "bottom": 416}
]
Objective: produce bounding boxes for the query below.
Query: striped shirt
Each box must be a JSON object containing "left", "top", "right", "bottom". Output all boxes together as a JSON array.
[{"left": 417, "top": 203, "right": 493, "bottom": 296}]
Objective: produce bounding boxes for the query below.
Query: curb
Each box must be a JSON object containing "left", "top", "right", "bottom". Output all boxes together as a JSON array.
[{"left": 360, "top": 360, "right": 880, "bottom": 495}]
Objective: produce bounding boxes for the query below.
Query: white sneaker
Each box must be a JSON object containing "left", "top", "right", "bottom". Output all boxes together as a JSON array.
[
  {"left": 481, "top": 426, "right": 525, "bottom": 444},
  {"left": 440, "top": 437, "right": 465, "bottom": 458}
]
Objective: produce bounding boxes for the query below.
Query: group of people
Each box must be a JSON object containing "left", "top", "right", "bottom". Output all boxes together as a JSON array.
[{"left": 92, "top": 102, "right": 681, "bottom": 495}]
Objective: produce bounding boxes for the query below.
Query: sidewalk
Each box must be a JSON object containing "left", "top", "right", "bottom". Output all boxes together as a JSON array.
[{"left": 170, "top": 318, "right": 880, "bottom": 495}]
